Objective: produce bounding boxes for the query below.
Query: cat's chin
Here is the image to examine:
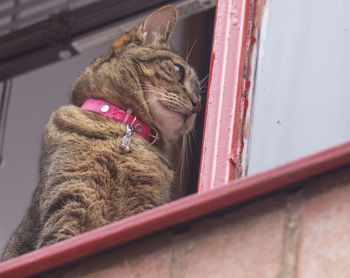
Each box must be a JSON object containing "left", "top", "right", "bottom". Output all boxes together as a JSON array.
[{"left": 147, "top": 99, "right": 194, "bottom": 142}]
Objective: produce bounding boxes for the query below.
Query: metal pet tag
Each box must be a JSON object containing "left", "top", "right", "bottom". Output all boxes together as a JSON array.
[{"left": 121, "top": 117, "right": 136, "bottom": 151}]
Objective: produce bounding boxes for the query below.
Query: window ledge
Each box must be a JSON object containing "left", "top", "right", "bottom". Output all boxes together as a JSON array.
[{"left": 1, "top": 141, "right": 350, "bottom": 277}]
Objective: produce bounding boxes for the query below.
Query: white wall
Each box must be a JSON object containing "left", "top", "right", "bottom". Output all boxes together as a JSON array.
[{"left": 247, "top": 0, "right": 350, "bottom": 175}]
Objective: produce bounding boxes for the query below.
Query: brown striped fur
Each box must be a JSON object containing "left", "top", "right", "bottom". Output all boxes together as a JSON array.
[{"left": 2, "top": 5, "right": 200, "bottom": 261}]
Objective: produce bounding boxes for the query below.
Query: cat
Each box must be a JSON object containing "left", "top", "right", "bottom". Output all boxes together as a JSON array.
[{"left": 1, "top": 5, "right": 200, "bottom": 261}]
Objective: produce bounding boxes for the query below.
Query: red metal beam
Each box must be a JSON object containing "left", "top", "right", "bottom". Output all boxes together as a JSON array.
[
  {"left": 198, "top": 0, "right": 251, "bottom": 191},
  {"left": 1, "top": 141, "right": 350, "bottom": 278}
]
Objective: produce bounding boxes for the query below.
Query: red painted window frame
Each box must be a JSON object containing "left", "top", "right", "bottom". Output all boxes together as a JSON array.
[
  {"left": 198, "top": 0, "right": 251, "bottom": 191},
  {"left": 1, "top": 1, "right": 350, "bottom": 277}
]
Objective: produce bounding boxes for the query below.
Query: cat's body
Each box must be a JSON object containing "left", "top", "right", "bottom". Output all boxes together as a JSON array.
[{"left": 2, "top": 5, "right": 200, "bottom": 261}]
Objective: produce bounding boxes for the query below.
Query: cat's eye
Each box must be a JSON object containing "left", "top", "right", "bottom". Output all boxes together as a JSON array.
[{"left": 174, "top": 64, "right": 184, "bottom": 83}]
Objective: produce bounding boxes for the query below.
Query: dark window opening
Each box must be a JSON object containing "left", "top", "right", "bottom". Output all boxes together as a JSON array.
[{"left": 171, "top": 8, "right": 215, "bottom": 197}]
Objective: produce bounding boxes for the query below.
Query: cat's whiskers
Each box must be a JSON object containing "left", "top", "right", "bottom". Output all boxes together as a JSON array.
[
  {"left": 135, "top": 97, "right": 168, "bottom": 110},
  {"left": 177, "top": 134, "right": 187, "bottom": 187},
  {"left": 198, "top": 74, "right": 209, "bottom": 96},
  {"left": 128, "top": 87, "right": 179, "bottom": 103},
  {"left": 177, "top": 126, "right": 195, "bottom": 188},
  {"left": 148, "top": 92, "right": 190, "bottom": 110},
  {"left": 188, "top": 127, "right": 197, "bottom": 145},
  {"left": 185, "top": 37, "right": 199, "bottom": 62},
  {"left": 156, "top": 85, "right": 193, "bottom": 110},
  {"left": 200, "top": 74, "right": 209, "bottom": 85},
  {"left": 141, "top": 85, "right": 192, "bottom": 111},
  {"left": 127, "top": 84, "right": 187, "bottom": 114},
  {"left": 135, "top": 96, "right": 184, "bottom": 114}
]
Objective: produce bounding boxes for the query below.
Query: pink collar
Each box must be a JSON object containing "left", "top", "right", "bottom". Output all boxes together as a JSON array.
[{"left": 81, "top": 99, "right": 151, "bottom": 142}]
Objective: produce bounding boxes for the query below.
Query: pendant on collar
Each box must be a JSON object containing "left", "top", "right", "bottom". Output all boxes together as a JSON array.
[{"left": 121, "top": 117, "right": 136, "bottom": 151}]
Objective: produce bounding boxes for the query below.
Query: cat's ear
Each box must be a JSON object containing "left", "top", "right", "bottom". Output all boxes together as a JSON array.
[
  {"left": 112, "top": 5, "right": 177, "bottom": 54},
  {"left": 138, "top": 5, "right": 178, "bottom": 45}
]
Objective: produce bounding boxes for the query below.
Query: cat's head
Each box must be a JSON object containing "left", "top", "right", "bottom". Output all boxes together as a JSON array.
[{"left": 71, "top": 5, "right": 200, "bottom": 145}]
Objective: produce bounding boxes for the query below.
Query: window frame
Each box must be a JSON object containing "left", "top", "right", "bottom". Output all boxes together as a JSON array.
[{"left": 198, "top": 0, "right": 251, "bottom": 191}]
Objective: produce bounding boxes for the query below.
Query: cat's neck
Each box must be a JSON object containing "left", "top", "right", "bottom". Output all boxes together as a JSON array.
[
  {"left": 153, "top": 136, "right": 174, "bottom": 155},
  {"left": 80, "top": 99, "right": 176, "bottom": 155}
]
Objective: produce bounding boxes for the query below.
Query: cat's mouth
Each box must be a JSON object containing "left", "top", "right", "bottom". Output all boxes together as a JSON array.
[{"left": 157, "top": 101, "right": 198, "bottom": 134}]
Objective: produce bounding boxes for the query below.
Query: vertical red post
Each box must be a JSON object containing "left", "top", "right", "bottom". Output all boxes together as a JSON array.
[{"left": 198, "top": 0, "right": 251, "bottom": 192}]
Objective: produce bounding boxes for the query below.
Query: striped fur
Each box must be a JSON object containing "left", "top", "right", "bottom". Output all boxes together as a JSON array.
[{"left": 2, "top": 5, "right": 200, "bottom": 261}]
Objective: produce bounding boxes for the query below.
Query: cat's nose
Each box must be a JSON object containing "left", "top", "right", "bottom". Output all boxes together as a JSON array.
[{"left": 191, "top": 100, "right": 201, "bottom": 113}]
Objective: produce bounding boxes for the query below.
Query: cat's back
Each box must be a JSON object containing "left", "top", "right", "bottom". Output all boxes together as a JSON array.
[{"left": 40, "top": 104, "right": 174, "bottom": 217}]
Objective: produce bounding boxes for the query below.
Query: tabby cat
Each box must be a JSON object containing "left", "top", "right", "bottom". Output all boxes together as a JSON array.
[{"left": 2, "top": 5, "right": 200, "bottom": 261}]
